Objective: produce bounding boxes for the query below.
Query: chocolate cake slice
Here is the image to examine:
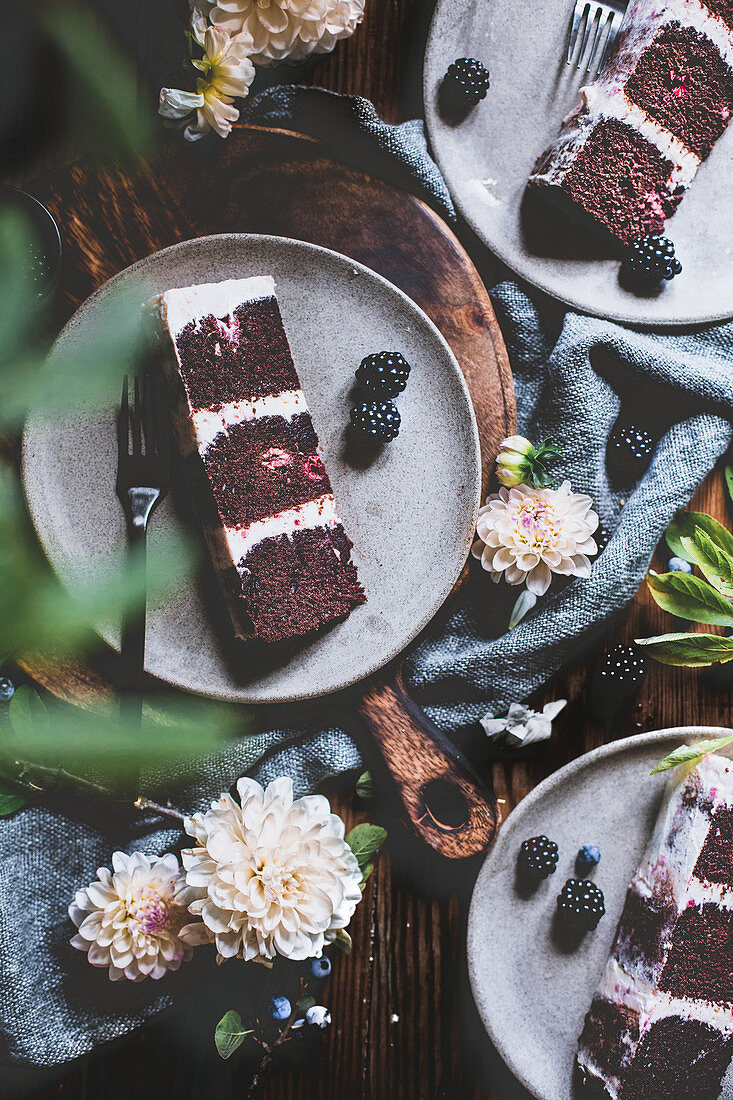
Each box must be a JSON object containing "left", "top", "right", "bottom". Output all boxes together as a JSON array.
[
  {"left": 577, "top": 753, "right": 733, "bottom": 1099},
  {"left": 530, "top": 0, "right": 733, "bottom": 244},
  {"left": 159, "top": 276, "right": 365, "bottom": 644}
]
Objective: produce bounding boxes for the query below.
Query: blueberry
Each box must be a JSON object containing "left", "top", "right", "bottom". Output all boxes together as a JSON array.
[
  {"left": 576, "top": 845, "right": 601, "bottom": 873},
  {"left": 668, "top": 557, "right": 692, "bottom": 573},
  {"left": 305, "top": 1005, "right": 332, "bottom": 1029},
  {"left": 268, "top": 995, "right": 292, "bottom": 1021},
  {"left": 0, "top": 677, "right": 15, "bottom": 702},
  {"left": 311, "top": 956, "right": 332, "bottom": 979}
]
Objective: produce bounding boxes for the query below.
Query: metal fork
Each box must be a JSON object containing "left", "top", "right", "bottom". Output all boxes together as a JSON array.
[
  {"left": 116, "top": 370, "right": 169, "bottom": 719},
  {"left": 566, "top": 0, "right": 627, "bottom": 80}
]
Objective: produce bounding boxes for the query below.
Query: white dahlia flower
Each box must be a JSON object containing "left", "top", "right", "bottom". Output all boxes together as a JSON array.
[
  {"left": 207, "top": 0, "right": 365, "bottom": 66},
  {"left": 69, "top": 852, "right": 207, "bottom": 982},
  {"left": 182, "top": 776, "right": 362, "bottom": 962},
  {"left": 159, "top": 9, "right": 255, "bottom": 140},
  {"left": 472, "top": 480, "right": 599, "bottom": 596}
]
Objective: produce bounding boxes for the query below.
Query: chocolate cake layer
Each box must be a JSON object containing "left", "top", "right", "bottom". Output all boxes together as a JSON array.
[
  {"left": 695, "top": 804, "right": 733, "bottom": 882},
  {"left": 619, "top": 1016, "right": 733, "bottom": 1100},
  {"left": 625, "top": 22, "right": 733, "bottom": 158},
  {"left": 554, "top": 116, "right": 680, "bottom": 243},
  {"left": 660, "top": 902, "right": 733, "bottom": 1002},
  {"left": 237, "top": 524, "right": 366, "bottom": 644},
  {"left": 159, "top": 276, "right": 365, "bottom": 644},
  {"left": 202, "top": 413, "right": 330, "bottom": 527},
  {"left": 175, "top": 297, "right": 300, "bottom": 410}
]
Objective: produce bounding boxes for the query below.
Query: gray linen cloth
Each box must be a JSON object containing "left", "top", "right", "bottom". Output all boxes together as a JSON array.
[{"left": 3, "top": 86, "right": 733, "bottom": 1068}]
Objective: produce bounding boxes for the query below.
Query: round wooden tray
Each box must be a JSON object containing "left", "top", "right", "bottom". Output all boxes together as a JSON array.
[{"left": 22, "top": 124, "right": 515, "bottom": 706}]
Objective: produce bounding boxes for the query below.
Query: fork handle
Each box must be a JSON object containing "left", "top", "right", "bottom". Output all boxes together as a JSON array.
[
  {"left": 120, "top": 488, "right": 158, "bottom": 721},
  {"left": 120, "top": 520, "right": 147, "bottom": 720}
]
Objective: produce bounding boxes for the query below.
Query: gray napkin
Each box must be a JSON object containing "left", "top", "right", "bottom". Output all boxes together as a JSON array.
[{"left": 3, "top": 85, "right": 733, "bottom": 1068}]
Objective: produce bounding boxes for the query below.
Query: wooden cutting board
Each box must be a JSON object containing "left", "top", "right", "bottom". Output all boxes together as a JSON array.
[{"left": 20, "top": 124, "right": 516, "bottom": 856}]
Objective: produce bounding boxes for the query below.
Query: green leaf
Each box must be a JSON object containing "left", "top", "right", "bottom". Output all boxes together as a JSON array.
[
  {"left": 680, "top": 529, "right": 733, "bottom": 598},
  {"left": 651, "top": 734, "right": 733, "bottom": 774},
  {"left": 8, "top": 686, "right": 50, "bottom": 739},
  {"left": 647, "top": 571, "right": 733, "bottom": 627},
  {"left": 345, "top": 823, "right": 387, "bottom": 875},
  {"left": 666, "top": 512, "right": 733, "bottom": 564},
  {"left": 333, "top": 929, "right": 352, "bottom": 954},
  {"left": 359, "top": 863, "right": 374, "bottom": 890},
  {"left": 635, "top": 632, "right": 733, "bottom": 667},
  {"left": 0, "top": 782, "right": 26, "bottom": 817},
  {"left": 296, "top": 995, "right": 316, "bottom": 1015},
  {"left": 355, "top": 771, "right": 374, "bottom": 801},
  {"left": 214, "top": 1011, "right": 253, "bottom": 1060}
]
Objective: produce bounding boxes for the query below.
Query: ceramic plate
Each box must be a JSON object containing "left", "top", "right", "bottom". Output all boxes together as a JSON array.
[
  {"left": 22, "top": 234, "right": 481, "bottom": 704},
  {"left": 467, "top": 727, "right": 733, "bottom": 1100},
  {"left": 423, "top": 0, "right": 733, "bottom": 326}
]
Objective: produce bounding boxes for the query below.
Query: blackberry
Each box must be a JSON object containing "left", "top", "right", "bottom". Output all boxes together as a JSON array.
[
  {"left": 440, "top": 58, "right": 491, "bottom": 115},
  {"left": 350, "top": 400, "right": 400, "bottom": 442},
  {"left": 608, "top": 423, "right": 654, "bottom": 484},
  {"left": 0, "top": 676, "right": 15, "bottom": 702},
  {"left": 556, "top": 879, "right": 605, "bottom": 930},
  {"left": 518, "top": 835, "right": 559, "bottom": 879},
  {"left": 590, "top": 643, "right": 647, "bottom": 726},
  {"left": 355, "top": 351, "right": 411, "bottom": 398},
  {"left": 623, "top": 235, "right": 682, "bottom": 283}
]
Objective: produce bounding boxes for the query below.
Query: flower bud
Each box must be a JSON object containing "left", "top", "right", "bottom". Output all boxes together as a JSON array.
[
  {"left": 496, "top": 435, "right": 535, "bottom": 488},
  {"left": 494, "top": 436, "right": 562, "bottom": 490}
]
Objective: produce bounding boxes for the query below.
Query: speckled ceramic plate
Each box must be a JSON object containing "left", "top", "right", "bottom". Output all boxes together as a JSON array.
[
  {"left": 423, "top": 0, "right": 733, "bottom": 326},
  {"left": 22, "top": 234, "right": 481, "bottom": 704},
  {"left": 467, "top": 727, "right": 733, "bottom": 1100}
]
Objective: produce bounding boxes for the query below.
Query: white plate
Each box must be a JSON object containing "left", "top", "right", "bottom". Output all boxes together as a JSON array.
[
  {"left": 22, "top": 234, "right": 481, "bottom": 704},
  {"left": 424, "top": 0, "right": 733, "bottom": 326},
  {"left": 467, "top": 727, "right": 733, "bottom": 1100}
]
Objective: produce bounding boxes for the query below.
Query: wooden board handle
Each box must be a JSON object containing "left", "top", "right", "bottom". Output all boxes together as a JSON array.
[{"left": 356, "top": 668, "right": 499, "bottom": 859}]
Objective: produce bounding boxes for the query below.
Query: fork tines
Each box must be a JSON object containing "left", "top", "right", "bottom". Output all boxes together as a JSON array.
[
  {"left": 567, "top": 0, "right": 623, "bottom": 79},
  {"left": 116, "top": 370, "right": 169, "bottom": 494}
]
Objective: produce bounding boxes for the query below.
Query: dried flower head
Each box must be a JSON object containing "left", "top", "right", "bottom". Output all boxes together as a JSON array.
[
  {"left": 69, "top": 852, "right": 206, "bottom": 981},
  {"left": 206, "top": 0, "right": 365, "bottom": 65},
  {"left": 182, "top": 777, "right": 363, "bottom": 962},
  {"left": 472, "top": 481, "right": 599, "bottom": 595}
]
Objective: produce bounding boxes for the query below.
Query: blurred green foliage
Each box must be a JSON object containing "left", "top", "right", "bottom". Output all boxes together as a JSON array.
[{"left": 0, "top": 7, "right": 251, "bottom": 817}]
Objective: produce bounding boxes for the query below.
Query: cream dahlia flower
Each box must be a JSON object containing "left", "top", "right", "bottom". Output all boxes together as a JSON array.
[
  {"left": 182, "top": 776, "right": 362, "bottom": 962},
  {"left": 159, "top": 9, "right": 255, "bottom": 140},
  {"left": 472, "top": 480, "right": 599, "bottom": 596},
  {"left": 69, "top": 852, "right": 207, "bottom": 982},
  {"left": 206, "top": 0, "right": 365, "bottom": 65}
]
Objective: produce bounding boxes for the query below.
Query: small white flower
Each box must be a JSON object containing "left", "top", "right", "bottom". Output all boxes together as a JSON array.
[
  {"left": 207, "top": 0, "right": 365, "bottom": 66},
  {"left": 481, "top": 700, "right": 567, "bottom": 748},
  {"left": 306, "top": 1004, "right": 332, "bottom": 1029},
  {"left": 159, "top": 9, "right": 255, "bottom": 141},
  {"left": 69, "top": 852, "right": 206, "bottom": 982},
  {"left": 182, "top": 776, "right": 363, "bottom": 963},
  {"left": 472, "top": 481, "right": 599, "bottom": 596}
]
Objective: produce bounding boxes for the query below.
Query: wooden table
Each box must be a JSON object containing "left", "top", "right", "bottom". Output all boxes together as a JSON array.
[{"left": 5, "top": 2, "right": 733, "bottom": 1098}]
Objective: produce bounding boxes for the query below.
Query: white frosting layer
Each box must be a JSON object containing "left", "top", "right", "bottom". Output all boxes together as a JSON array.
[
  {"left": 161, "top": 276, "right": 276, "bottom": 337},
  {"left": 581, "top": 83, "right": 701, "bottom": 181},
  {"left": 598, "top": 957, "right": 733, "bottom": 1031},
  {"left": 191, "top": 390, "right": 307, "bottom": 452},
  {"left": 223, "top": 494, "right": 338, "bottom": 562}
]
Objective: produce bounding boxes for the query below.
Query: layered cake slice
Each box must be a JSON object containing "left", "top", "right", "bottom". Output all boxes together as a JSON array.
[
  {"left": 159, "top": 276, "right": 365, "bottom": 644},
  {"left": 577, "top": 753, "right": 733, "bottom": 1098},
  {"left": 530, "top": 0, "right": 733, "bottom": 244}
]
